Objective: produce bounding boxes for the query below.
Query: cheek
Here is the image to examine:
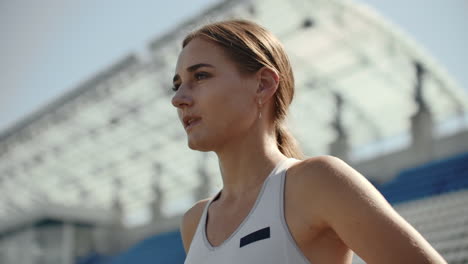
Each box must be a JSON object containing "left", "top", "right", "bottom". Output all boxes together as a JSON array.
[
  {"left": 213, "top": 93, "right": 254, "bottom": 132},
  {"left": 197, "top": 77, "right": 256, "bottom": 135}
]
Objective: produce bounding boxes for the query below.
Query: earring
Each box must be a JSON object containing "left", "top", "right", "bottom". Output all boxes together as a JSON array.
[{"left": 258, "top": 100, "right": 262, "bottom": 120}]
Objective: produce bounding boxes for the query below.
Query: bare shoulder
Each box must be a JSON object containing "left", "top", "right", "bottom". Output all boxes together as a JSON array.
[
  {"left": 180, "top": 198, "right": 211, "bottom": 254},
  {"left": 287, "top": 155, "right": 385, "bottom": 221},
  {"left": 288, "top": 154, "right": 375, "bottom": 196},
  {"left": 288, "top": 154, "right": 363, "bottom": 191},
  {"left": 291, "top": 154, "right": 354, "bottom": 176},
  {"left": 286, "top": 155, "right": 366, "bottom": 224},
  {"left": 287, "top": 155, "right": 447, "bottom": 263}
]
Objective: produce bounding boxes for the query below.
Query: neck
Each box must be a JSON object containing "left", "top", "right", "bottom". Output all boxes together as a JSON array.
[{"left": 214, "top": 125, "right": 286, "bottom": 203}]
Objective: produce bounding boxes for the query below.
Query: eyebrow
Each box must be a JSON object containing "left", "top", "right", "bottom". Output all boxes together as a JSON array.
[{"left": 173, "top": 63, "right": 215, "bottom": 83}]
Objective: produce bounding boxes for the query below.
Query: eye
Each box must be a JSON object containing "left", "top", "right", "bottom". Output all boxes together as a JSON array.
[
  {"left": 172, "top": 72, "right": 209, "bottom": 92},
  {"left": 195, "top": 72, "right": 210, "bottom": 80},
  {"left": 172, "top": 83, "right": 180, "bottom": 92}
]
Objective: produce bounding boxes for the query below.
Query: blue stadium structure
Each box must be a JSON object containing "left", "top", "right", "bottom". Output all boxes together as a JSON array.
[
  {"left": 380, "top": 152, "right": 468, "bottom": 204},
  {"left": 110, "top": 230, "right": 185, "bottom": 264}
]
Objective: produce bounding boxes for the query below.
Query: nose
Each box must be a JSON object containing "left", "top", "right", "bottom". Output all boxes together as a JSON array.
[{"left": 171, "top": 86, "right": 193, "bottom": 109}]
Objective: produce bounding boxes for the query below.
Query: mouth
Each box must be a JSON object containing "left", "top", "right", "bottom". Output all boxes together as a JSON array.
[{"left": 183, "top": 116, "right": 202, "bottom": 131}]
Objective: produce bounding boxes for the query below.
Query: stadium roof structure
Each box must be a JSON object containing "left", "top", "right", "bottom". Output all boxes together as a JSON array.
[{"left": 1, "top": 0, "right": 467, "bottom": 227}]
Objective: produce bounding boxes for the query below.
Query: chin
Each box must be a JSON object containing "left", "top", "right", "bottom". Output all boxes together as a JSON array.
[{"left": 187, "top": 137, "right": 213, "bottom": 152}]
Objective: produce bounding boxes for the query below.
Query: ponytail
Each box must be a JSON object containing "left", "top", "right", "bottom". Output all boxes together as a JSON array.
[{"left": 275, "top": 123, "right": 303, "bottom": 159}]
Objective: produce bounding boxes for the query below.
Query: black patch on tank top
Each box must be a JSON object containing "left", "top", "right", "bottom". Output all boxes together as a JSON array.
[{"left": 240, "top": 227, "right": 270, "bottom": 248}]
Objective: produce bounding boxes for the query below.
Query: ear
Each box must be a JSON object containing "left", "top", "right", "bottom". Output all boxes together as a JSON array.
[{"left": 256, "top": 66, "right": 280, "bottom": 103}]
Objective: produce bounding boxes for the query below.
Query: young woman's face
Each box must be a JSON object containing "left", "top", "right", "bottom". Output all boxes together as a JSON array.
[{"left": 171, "top": 37, "right": 259, "bottom": 151}]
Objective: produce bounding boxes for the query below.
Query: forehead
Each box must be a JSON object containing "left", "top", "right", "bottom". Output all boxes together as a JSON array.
[{"left": 175, "top": 38, "right": 229, "bottom": 72}]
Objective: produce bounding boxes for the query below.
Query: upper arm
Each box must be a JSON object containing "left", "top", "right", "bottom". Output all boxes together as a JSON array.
[
  {"left": 180, "top": 199, "right": 209, "bottom": 254},
  {"left": 298, "top": 155, "right": 446, "bottom": 264}
]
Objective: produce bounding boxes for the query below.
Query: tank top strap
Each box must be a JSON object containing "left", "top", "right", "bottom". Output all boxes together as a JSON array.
[
  {"left": 276, "top": 157, "right": 301, "bottom": 173},
  {"left": 247, "top": 158, "right": 301, "bottom": 223},
  {"left": 266, "top": 157, "right": 301, "bottom": 190}
]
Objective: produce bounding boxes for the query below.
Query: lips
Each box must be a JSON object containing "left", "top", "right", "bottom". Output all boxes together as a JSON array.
[{"left": 183, "top": 115, "right": 201, "bottom": 131}]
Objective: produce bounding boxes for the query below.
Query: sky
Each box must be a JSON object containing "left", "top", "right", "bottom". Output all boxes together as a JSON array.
[{"left": 0, "top": 0, "right": 467, "bottom": 133}]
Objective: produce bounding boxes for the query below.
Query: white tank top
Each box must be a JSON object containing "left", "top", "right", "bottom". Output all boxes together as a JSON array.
[{"left": 184, "top": 158, "right": 311, "bottom": 264}]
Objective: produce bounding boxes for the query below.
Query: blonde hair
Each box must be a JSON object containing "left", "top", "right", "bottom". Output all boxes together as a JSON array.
[{"left": 183, "top": 19, "right": 303, "bottom": 159}]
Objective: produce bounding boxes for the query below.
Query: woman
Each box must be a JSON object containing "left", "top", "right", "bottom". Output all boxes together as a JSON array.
[{"left": 171, "top": 19, "right": 446, "bottom": 264}]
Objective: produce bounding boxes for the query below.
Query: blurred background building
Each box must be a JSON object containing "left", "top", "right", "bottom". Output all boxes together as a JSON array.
[{"left": 0, "top": 0, "right": 467, "bottom": 263}]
